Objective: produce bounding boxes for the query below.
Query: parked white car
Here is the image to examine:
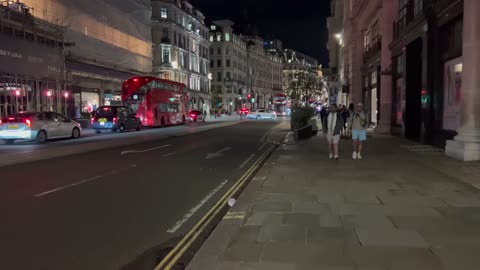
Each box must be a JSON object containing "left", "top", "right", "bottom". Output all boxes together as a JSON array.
[
  {"left": 0, "top": 112, "right": 82, "bottom": 144},
  {"left": 247, "top": 109, "right": 277, "bottom": 120}
]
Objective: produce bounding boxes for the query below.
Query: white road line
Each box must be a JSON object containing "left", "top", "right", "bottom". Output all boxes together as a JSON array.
[
  {"left": 162, "top": 152, "right": 176, "bottom": 158},
  {"left": 167, "top": 179, "right": 229, "bottom": 234},
  {"left": 258, "top": 143, "right": 267, "bottom": 151},
  {"left": 34, "top": 164, "right": 137, "bottom": 197},
  {"left": 239, "top": 154, "right": 256, "bottom": 169},
  {"left": 120, "top": 144, "right": 171, "bottom": 155}
]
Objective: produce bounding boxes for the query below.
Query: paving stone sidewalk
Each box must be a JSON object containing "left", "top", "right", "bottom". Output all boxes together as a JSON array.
[{"left": 187, "top": 132, "right": 480, "bottom": 270}]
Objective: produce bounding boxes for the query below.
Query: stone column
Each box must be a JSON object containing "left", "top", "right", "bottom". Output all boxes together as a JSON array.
[
  {"left": 376, "top": 0, "right": 395, "bottom": 133},
  {"left": 446, "top": 0, "right": 480, "bottom": 161},
  {"left": 349, "top": 26, "right": 364, "bottom": 105}
]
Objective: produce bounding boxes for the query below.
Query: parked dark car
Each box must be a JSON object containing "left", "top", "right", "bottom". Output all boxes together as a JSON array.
[
  {"left": 91, "top": 106, "right": 141, "bottom": 133},
  {"left": 189, "top": 110, "right": 205, "bottom": 122}
]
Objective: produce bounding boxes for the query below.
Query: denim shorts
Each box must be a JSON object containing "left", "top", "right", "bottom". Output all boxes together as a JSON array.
[{"left": 352, "top": 129, "right": 367, "bottom": 141}]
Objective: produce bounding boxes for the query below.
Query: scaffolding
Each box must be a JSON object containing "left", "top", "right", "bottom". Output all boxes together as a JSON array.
[{"left": 0, "top": 1, "right": 66, "bottom": 118}]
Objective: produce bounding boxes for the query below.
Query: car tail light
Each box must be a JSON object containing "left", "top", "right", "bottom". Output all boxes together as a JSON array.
[
  {"left": 91, "top": 117, "right": 95, "bottom": 124},
  {"left": 25, "top": 119, "right": 32, "bottom": 128},
  {"left": 190, "top": 114, "right": 196, "bottom": 118},
  {"left": 8, "top": 117, "right": 14, "bottom": 121},
  {"left": 0, "top": 119, "right": 2, "bottom": 124},
  {"left": 113, "top": 117, "right": 117, "bottom": 124}
]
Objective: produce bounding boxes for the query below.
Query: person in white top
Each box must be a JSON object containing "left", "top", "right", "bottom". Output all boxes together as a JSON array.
[{"left": 322, "top": 104, "right": 344, "bottom": 160}]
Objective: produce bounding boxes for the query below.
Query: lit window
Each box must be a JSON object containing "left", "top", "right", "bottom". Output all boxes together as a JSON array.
[
  {"left": 210, "top": 36, "right": 214, "bottom": 42},
  {"left": 216, "top": 34, "right": 221, "bottom": 41},
  {"left": 211, "top": 25, "right": 216, "bottom": 31},
  {"left": 225, "top": 33, "right": 230, "bottom": 41},
  {"left": 162, "top": 47, "right": 171, "bottom": 64},
  {"left": 161, "top": 8, "right": 168, "bottom": 19}
]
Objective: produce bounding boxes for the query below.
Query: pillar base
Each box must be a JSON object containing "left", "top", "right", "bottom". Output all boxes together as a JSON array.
[{"left": 445, "top": 128, "right": 480, "bottom": 161}]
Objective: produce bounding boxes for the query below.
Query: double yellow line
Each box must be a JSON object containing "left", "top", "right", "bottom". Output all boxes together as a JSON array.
[{"left": 154, "top": 144, "right": 275, "bottom": 270}]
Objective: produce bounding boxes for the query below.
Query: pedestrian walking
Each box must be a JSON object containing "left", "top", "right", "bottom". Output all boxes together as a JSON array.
[
  {"left": 322, "top": 103, "right": 344, "bottom": 160},
  {"left": 319, "top": 106, "right": 327, "bottom": 123},
  {"left": 341, "top": 105, "right": 349, "bottom": 136},
  {"left": 349, "top": 103, "right": 368, "bottom": 160}
]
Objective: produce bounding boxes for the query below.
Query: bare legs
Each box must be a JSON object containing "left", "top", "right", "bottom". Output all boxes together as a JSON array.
[
  {"left": 352, "top": 140, "right": 363, "bottom": 155},
  {"left": 330, "top": 143, "right": 339, "bottom": 157}
]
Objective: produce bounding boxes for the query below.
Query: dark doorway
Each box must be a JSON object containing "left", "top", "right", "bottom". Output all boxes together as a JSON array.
[{"left": 405, "top": 38, "right": 423, "bottom": 139}]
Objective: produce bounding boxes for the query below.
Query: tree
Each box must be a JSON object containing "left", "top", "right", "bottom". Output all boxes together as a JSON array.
[{"left": 286, "top": 71, "right": 323, "bottom": 103}]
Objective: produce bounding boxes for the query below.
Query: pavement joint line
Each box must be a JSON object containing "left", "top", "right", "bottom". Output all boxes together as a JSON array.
[
  {"left": 258, "top": 143, "right": 267, "bottom": 151},
  {"left": 166, "top": 179, "right": 229, "bottom": 234},
  {"left": 34, "top": 164, "right": 137, "bottom": 198},
  {"left": 120, "top": 144, "right": 172, "bottom": 155},
  {"left": 239, "top": 153, "right": 256, "bottom": 169},
  {"left": 155, "top": 144, "right": 275, "bottom": 270},
  {"left": 223, "top": 215, "right": 245, "bottom": 220},
  {"left": 162, "top": 152, "right": 177, "bottom": 158}
]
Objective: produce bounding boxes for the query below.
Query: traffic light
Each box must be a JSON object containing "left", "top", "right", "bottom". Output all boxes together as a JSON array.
[
  {"left": 247, "top": 94, "right": 252, "bottom": 99},
  {"left": 421, "top": 89, "right": 429, "bottom": 104}
]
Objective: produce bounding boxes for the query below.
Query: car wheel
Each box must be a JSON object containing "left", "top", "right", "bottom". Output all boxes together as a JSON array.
[
  {"left": 36, "top": 130, "right": 47, "bottom": 144},
  {"left": 256, "top": 115, "right": 261, "bottom": 120},
  {"left": 161, "top": 117, "right": 165, "bottom": 128},
  {"left": 72, "top": 127, "right": 81, "bottom": 139},
  {"left": 182, "top": 116, "right": 186, "bottom": 125},
  {"left": 95, "top": 130, "right": 101, "bottom": 134},
  {"left": 4, "top": 139, "right": 15, "bottom": 145},
  {"left": 119, "top": 123, "right": 126, "bottom": 133},
  {"left": 136, "top": 123, "right": 141, "bottom": 131}
]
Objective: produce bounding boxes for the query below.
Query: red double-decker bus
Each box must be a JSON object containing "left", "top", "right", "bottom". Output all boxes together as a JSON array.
[{"left": 122, "top": 76, "right": 189, "bottom": 127}]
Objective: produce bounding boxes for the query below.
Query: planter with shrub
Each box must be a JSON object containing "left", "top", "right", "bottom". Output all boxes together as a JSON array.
[{"left": 290, "top": 105, "right": 315, "bottom": 139}]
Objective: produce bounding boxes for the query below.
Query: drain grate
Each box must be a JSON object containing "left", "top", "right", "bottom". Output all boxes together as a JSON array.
[{"left": 400, "top": 144, "right": 444, "bottom": 153}]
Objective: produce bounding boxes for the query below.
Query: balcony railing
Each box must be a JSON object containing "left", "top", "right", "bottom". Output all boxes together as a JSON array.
[
  {"left": 363, "top": 37, "right": 382, "bottom": 62},
  {"left": 393, "top": 0, "right": 445, "bottom": 39}
]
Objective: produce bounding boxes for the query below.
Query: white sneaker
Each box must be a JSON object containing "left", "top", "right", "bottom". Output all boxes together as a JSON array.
[
  {"left": 334, "top": 155, "right": 339, "bottom": 160},
  {"left": 352, "top": 152, "right": 357, "bottom": 160},
  {"left": 357, "top": 153, "right": 362, "bottom": 159},
  {"left": 329, "top": 153, "right": 334, "bottom": 159}
]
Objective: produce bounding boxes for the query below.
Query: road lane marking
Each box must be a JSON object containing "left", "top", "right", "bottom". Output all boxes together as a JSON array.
[
  {"left": 258, "top": 143, "right": 267, "bottom": 151},
  {"left": 156, "top": 144, "right": 275, "bottom": 270},
  {"left": 120, "top": 144, "right": 171, "bottom": 155},
  {"left": 34, "top": 164, "right": 137, "bottom": 197},
  {"left": 239, "top": 154, "right": 255, "bottom": 169},
  {"left": 166, "top": 179, "right": 229, "bottom": 233},
  {"left": 205, "top": 147, "right": 231, "bottom": 159},
  {"left": 162, "top": 152, "right": 177, "bottom": 158}
]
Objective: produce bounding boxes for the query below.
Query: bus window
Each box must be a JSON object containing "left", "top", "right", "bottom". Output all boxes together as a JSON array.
[
  {"left": 159, "top": 103, "right": 168, "bottom": 113},
  {"left": 169, "top": 104, "right": 179, "bottom": 112}
]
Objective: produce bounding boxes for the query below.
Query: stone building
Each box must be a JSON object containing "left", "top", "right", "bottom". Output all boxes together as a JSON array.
[{"left": 151, "top": 0, "right": 211, "bottom": 111}]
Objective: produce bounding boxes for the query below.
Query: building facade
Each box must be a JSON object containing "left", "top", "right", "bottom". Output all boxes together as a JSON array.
[
  {"left": 151, "top": 0, "right": 211, "bottom": 112},
  {"left": 335, "top": 0, "right": 480, "bottom": 160},
  {"left": 26, "top": 0, "right": 151, "bottom": 118},
  {"left": 245, "top": 36, "right": 283, "bottom": 110},
  {"left": 1, "top": 0, "right": 153, "bottom": 119},
  {"left": 0, "top": 2, "right": 64, "bottom": 118},
  {"left": 209, "top": 20, "right": 248, "bottom": 112},
  {"left": 326, "top": 0, "right": 345, "bottom": 106}
]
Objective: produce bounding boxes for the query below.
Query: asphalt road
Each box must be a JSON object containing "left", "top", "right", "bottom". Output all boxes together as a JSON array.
[{"left": 0, "top": 120, "right": 280, "bottom": 270}]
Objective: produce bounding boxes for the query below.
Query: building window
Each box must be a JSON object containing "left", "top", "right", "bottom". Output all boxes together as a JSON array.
[
  {"left": 210, "top": 35, "right": 214, "bottom": 42},
  {"left": 217, "top": 48, "right": 221, "bottom": 54},
  {"left": 162, "top": 28, "right": 169, "bottom": 41},
  {"left": 162, "top": 47, "right": 171, "bottom": 63},
  {"left": 226, "top": 72, "right": 231, "bottom": 80},
  {"left": 226, "top": 48, "right": 229, "bottom": 55},
  {"left": 210, "top": 48, "right": 214, "bottom": 55},
  {"left": 414, "top": 0, "right": 423, "bottom": 16},
  {"left": 210, "top": 60, "right": 214, "bottom": 68},
  {"left": 217, "top": 72, "right": 222, "bottom": 82},
  {"left": 225, "top": 33, "right": 230, "bottom": 41},
  {"left": 226, "top": 59, "right": 231, "bottom": 67},
  {"left": 216, "top": 34, "right": 221, "bottom": 42},
  {"left": 211, "top": 25, "right": 216, "bottom": 31},
  {"left": 217, "top": 60, "right": 222, "bottom": 67},
  {"left": 161, "top": 7, "right": 168, "bottom": 19}
]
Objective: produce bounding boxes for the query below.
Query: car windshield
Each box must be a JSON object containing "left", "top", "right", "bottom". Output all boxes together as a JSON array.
[{"left": 96, "top": 107, "right": 116, "bottom": 117}]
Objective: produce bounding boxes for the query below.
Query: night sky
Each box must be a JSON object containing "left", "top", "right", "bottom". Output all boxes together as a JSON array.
[{"left": 192, "top": 0, "right": 331, "bottom": 66}]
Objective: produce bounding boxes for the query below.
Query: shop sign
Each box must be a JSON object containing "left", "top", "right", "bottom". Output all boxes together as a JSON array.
[{"left": 0, "top": 35, "right": 64, "bottom": 80}]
